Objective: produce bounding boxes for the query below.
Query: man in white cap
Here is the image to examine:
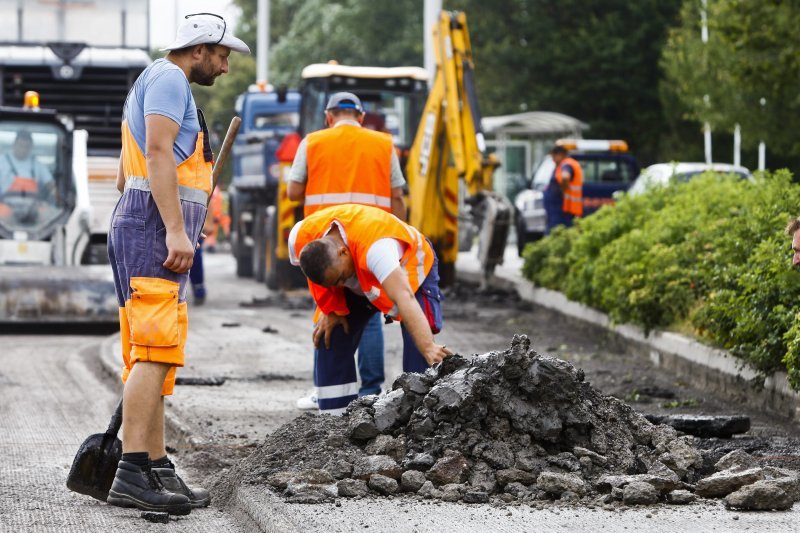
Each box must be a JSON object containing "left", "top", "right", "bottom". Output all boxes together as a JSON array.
[{"left": 105, "top": 14, "right": 248, "bottom": 516}]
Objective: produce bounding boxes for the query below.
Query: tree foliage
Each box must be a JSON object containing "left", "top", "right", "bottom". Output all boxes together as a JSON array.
[
  {"left": 662, "top": 0, "right": 800, "bottom": 156},
  {"left": 449, "top": 0, "right": 682, "bottom": 163},
  {"left": 522, "top": 171, "right": 800, "bottom": 384}
]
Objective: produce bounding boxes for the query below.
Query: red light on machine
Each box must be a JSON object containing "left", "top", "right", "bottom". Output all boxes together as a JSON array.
[{"left": 23, "top": 91, "right": 40, "bottom": 109}]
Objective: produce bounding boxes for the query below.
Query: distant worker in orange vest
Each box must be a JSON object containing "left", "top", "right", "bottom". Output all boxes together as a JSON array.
[
  {"left": 543, "top": 144, "right": 583, "bottom": 234},
  {"left": 289, "top": 204, "right": 453, "bottom": 414},
  {"left": 287, "top": 92, "right": 406, "bottom": 408}
]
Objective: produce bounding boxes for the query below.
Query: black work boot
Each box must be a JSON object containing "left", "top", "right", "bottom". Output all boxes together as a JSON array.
[
  {"left": 152, "top": 462, "right": 211, "bottom": 508},
  {"left": 106, "top": 460, "right": 191, "bottom": 515}
]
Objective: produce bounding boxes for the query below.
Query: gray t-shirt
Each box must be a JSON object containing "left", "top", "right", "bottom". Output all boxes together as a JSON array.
[
  {"left": 123, "top": 58, "right": 201, "bottom": 165},
  {"left": 288, "top": 120, "right": 405, "bottom": 188}
]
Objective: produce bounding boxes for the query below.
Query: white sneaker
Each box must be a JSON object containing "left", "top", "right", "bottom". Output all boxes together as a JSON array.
[{"left": 295, "top": 389, "right": 318, "bottom": 410}]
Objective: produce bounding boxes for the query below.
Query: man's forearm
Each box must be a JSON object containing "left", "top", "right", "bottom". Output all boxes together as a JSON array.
[
  {"left": 391, "top": 189, "right": 407, "bottom": 221},
  {"left": 396, "top": 290, "right": 435, "bottom": 353},
  {"left": 147, "top": 150, "right": 184, "bottom": 233}
]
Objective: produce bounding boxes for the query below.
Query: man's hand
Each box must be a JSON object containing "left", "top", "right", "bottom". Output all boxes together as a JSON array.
[
  {"left": 163, "top": 230, "right": 195, "bottom": 273},
  {"left": 313, "top": 312, "right": 349, "bottom": 349},
  {"left": 421, "top": 343, "right": 453, "bottom": 366}
]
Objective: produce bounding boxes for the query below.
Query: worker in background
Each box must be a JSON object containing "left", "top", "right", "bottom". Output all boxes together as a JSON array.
[
  {"left": 106, "top": 13, "right": 249, "bottom": 515},
  {"left": 543, "top": 144, "right": 583, "bottom": 233},
  {"left": 0, "top": 130, "right": 55, "bottom": 198},
  {"left": 287, "top": 92, "right": 407, "bottom": 408},
  {"left": 289, "top": 204, "right": 452, "bottom": 414},
  {"left": 203, "top": 186, "right": 228, "bottom": 252}
]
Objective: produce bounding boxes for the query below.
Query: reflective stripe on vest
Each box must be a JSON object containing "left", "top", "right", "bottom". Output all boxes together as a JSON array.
[
  {"left": 125, "top": 176, "right": 208, "bottom": 205},
  {"left": 305, "top": 192, "right": 392, "bottom": 210}
]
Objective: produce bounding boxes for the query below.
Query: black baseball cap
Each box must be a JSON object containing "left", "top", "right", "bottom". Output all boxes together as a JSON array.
[{"left": 325, "top": 92, "right": 364, "bottom": 113}]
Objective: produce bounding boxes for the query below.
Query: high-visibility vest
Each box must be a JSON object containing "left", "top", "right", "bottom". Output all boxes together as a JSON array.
[
  {"left": 555, "top": 157, "right": 583, "bottom": 217},
  {"left": 292, "top": 204, "right": 434, "bottom": 318},
  {"left": 121, "top": 117, "right": 213, "bottom": 199},
  {"left": 304, "top": 125, "right": 393, "bottom": 216}
]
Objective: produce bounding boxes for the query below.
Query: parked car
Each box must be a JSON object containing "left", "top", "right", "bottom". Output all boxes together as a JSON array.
[
  {"left": 513, "top": 139, "right": 640, "bottom": 255},
  {"left": 627, "top": 162, "right": 753, "bottom": 196}
]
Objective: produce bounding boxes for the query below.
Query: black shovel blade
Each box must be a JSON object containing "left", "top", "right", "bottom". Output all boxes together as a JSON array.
[
  {"left": 66, "top": 400, "right": 123, "bottom": 502},
  {"left": 66, "top": 432, "right": 122, "bottom": 502}
]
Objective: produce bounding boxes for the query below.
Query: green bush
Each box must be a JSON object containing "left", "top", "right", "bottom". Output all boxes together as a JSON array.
[{"left": 522, "top": 170, "right": 800, "bottom": 386}]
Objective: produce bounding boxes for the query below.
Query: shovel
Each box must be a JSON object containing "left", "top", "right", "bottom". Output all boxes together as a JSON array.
[
  {"left": 65, "top": 117, "right": 242, "bottom": 501},
  {"left": 66, "top": 399, "right": 123, "bottom": 502}
]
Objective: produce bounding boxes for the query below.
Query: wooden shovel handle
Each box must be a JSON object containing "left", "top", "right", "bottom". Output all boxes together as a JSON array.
[{"left": 208, "top": 116, "right": 242, "bottom": 208}]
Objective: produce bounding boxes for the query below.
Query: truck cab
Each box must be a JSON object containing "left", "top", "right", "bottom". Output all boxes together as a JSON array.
[
  {"left": 514, "top": 139, "right": 640, "bottom": 254},
  {"left": 0, "top": 105, "right": 75, "bottom": 264},
  {"left": 229, "top": 87, "right": 301, "bottom": 279}
]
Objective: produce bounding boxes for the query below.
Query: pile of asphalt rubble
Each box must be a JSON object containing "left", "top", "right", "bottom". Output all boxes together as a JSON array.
[{"left": 215, "top": 336, "right": 799, "bottom": 511}]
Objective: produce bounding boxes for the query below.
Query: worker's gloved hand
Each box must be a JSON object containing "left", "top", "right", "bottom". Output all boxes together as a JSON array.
[
  {"left": 313, "top": 313, "right": 349, "bottom": 350},
  {"left": 422, "top": 343, "right": 453, "bottom": 366}
]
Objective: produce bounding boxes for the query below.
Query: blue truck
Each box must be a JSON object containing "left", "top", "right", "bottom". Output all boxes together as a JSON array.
[
  {"left": 513, "top": 139, "right": 640, "bottom": 255},
  {"left": 229, "top": 87, "right": 301, "bottom": 286}
]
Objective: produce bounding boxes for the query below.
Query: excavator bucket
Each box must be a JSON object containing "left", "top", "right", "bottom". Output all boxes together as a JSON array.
[{"left": 0, "top": 265, "right": 118, "bottom": 323}]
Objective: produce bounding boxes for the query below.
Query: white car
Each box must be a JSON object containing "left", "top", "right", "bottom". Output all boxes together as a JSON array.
[{"left": 627, "top": 162, "right": 753, "bottom": 196}]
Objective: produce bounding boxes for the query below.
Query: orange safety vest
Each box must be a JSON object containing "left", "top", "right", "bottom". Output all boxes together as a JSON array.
[
  {"left": 555, "top": 157, "right": 583, "bottom": 217},
  {"left": 293, "top": 204, "right": 434, "bottom": 318},
  {"left": 304, "top": 125, "right": 393, "bottom": 216},
  {"left": 121, "top": 120, "right": 213, "bottom": 198}
]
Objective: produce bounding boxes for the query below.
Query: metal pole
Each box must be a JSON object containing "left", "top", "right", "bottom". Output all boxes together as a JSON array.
[
  {"left": 424, "top": 0, "right": 442, "bottom": 86},
  {"left": 758, "top": 97, "right": 766, "bottom": 171},
  {"left": 16, "top": 0, "right": 23, "bottom": 41},
  {"left": 733, "top": 123, "right": 740, "bottom": 167},
  {"left": 257, "top": 0, "right": 269, "bottom": 86},
  {"left": 704, "top": 123, "right": 712, "bottom": 165}
]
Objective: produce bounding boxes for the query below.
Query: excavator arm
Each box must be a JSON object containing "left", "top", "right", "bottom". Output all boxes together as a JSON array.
[{"left": 407, "top": 11, "right": 510, "bottom": 287}]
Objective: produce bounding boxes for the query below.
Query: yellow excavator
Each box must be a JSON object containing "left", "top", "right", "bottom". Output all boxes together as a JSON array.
[{"left": 406, "top": 10, "right": 512, "bottom": 287}]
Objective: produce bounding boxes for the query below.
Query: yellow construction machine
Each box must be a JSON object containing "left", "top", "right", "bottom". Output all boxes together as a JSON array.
[{"left": 406, "top": 11, "right": 511, "bottom": 286}]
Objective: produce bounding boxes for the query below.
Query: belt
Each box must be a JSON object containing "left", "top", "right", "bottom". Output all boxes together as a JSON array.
[{"left": 124, "top": 176, "right": 208, "bottom": 205}]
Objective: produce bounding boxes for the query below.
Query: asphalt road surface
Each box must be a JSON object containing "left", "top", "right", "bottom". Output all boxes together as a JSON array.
[{"left": 2, "top": 250, "right": 800, "bottom": 532}]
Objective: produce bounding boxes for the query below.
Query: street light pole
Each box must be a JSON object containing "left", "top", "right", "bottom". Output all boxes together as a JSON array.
[
  {"left": 257, "top": 0, "right": 269, "bottom": 87},
  {"left": 424, "top": 0, "right": 442, "bottom": 87},
  {"left": 701, "top": 0, "right": 712, "bottom": 165},
  {"left": 758, "top": 97, "right": 766, "bottom": 171}
]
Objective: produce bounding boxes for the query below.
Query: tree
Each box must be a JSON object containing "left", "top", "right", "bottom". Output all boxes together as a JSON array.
[
  {"left": 449, "top": 0, "right": 683, "bottom": 163},
  {"left": 662, "top": 0, "right": 800, "bottom": 157}
]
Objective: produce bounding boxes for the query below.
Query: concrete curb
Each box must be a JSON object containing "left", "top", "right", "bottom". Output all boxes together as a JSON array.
[
  {"left": 457, "top": 265, "right": 800, "bottom": 421},
  {"left": 99, "top": 334, "right": 274, "bottom": 531}
]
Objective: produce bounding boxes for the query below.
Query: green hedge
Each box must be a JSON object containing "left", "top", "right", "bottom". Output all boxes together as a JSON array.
[{"left": 521, "top": 170, "right": 800, "bottom": 387}]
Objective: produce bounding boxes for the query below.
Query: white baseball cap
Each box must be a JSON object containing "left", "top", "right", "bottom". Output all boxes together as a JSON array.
[{"left": 161, "top": 13, "right": 250, "bottom": 54}]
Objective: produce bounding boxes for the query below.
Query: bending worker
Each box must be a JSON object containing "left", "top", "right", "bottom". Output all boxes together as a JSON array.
[
  {"left": 543, "top": 144, "right": 583, "bottom": 234},
  {"left": 106, "top": 13, "right": 249, "bottom": 515},
  {"left": 287, "top": 92, "right": 406, "bottom": 402},
  {"left": 289, "top": 204, "right": 452, "bottom": 415}
]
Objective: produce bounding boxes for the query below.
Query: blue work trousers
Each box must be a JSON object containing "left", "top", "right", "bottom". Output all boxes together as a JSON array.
[
  {"left": 357, "top": 312, "right": 385, "bottom": 396},
  {"left": 315, "top": 256, "right": 443, "bottom": 414}
]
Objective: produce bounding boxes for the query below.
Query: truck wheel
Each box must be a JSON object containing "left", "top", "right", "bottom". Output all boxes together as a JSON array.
[
  {"left": 252, "top": 207, "right": 267, "bottom": 283},
  {"left": 265, "top": 208, "right": 279, "bottom": 291},
  {"left": 233, "top": 205, "right": 254, "bottom": 278}
]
